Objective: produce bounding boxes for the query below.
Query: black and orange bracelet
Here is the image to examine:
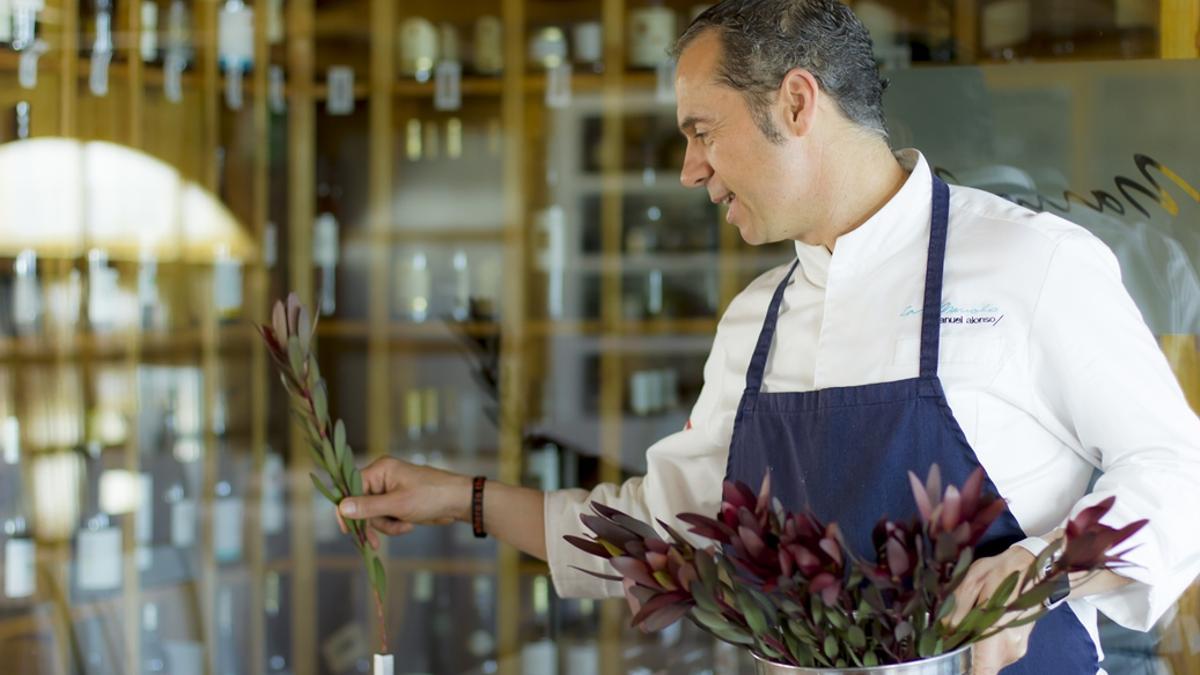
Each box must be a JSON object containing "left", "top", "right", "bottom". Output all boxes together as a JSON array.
[{"left": 471, "top": 476, "right": 487, "bottom": 539}]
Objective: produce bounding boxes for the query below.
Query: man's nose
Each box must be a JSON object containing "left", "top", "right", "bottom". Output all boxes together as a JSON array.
[{"left": 679, "top": 143, "right": 712, "bottom": 188}]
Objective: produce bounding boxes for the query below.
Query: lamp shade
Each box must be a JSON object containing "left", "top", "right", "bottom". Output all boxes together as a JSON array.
[{"left": 0, "top": 138, "right": 256, "bottom": 263}]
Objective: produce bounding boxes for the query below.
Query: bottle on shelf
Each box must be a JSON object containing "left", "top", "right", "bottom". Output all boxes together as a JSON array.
[
  {"left": 218, "top": 0, "right": 254, "bottom": 108},
  {"left": 627, "top": 1, "right": 677, "bottom": 70},
  {"left": 3, "top": 516, "right": 35, "bottom": 599},
  {"left": 141, "top": 601, "right": 168, "bottom": 674},
  {"left": 572, "top": 21, "right": 603, "bottom": 74},
  {"left": 398, "top": 16, "right": 437, "bottom": 82},
  {"left": 11, "top": 0, "right": 43, "bottom": 52},
  {"left": 0, "top": 0, "right": 12, "bottom": 47},
  {"left": 140, "top": 0, "right": 158, "bottom": 62},
  {"left": 163, "top": 0, "right": 193, "bottom": 102},
  {"left": 165, "top": 482, "right": 196, "bottom": 548},
  {"left": 981, "top": 0, "right": 1032, "bottom": 62},
  {"left": 212, "top": 480, "right": 244, "bottom": 563},
  {"left": 528, "top": 26, "right": 567, "bottom": 70},
  {"left": 77, "top": 512, "right": 123, "bottom": 592},
  {"left": 86, "top": 0, "right": 114, "bottom": 96},
  {"left": 471, "top": 15, "right": 503, "bottom": 76},
  {"left": 401, "top": 570, "right": 436, "bottom": 673},
  {"left": 467, "top": 575, "right": 497, "bottom": 664},
  {"left": 266, "top": 0, "right": 282, "bottom": 45},
  {"left": 313, "top": 213, "right": 339, "bottom": 316},
  {"left": 521, "top": 575, "right": 558, "bottom": 675}
]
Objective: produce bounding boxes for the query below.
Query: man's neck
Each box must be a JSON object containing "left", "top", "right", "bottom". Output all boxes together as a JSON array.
[{"left": 803, "top": 139, "right": 909, "bottom": 252}]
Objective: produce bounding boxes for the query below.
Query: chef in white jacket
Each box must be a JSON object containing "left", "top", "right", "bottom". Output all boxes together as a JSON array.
[{"left": 335, "top": 2, "right": 1200, "bottom": 673}]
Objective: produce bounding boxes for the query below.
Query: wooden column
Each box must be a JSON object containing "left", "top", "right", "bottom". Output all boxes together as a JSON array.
[
  {"left": 1161, "top": 0, "right": 1200, "bottom": 58},
  {"left": 247, "top": 0, "right": 274, "bottom": 671},
  {"left": 599, "top": 2, "right": 626, "bottom": 674},
  {"left": 287, "top": 0, "right": 317, "bottom": 673},
  {"left": 497, "top": 2, "right": 528, "bottom": 673}
]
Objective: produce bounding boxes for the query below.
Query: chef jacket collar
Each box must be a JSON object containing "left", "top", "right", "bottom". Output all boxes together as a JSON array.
[{"left": 791, "top": 149, "right": 932, "bottom": 290}]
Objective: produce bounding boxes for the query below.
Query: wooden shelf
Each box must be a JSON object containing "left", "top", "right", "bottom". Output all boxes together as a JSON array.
[
  {"left": 315, "top": 320, "right": 500, "bottom": 341},
  {"left": 528, "top": 318, "right": 716, "bottom": 337},
  {"left": 344, "top": 227, "right": 506, "bottom": 245},
  {"left": 0, "top": 324, "right": 255, "bottom": 363}
]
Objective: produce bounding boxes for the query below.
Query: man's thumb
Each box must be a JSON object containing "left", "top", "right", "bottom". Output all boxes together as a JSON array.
[{"left": 339, "top": 494, "right": 388, "bottom": 519}]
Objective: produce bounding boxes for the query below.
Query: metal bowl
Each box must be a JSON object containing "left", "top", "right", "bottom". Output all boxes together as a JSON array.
[{"left": 752, "top": 645, "right": 972, "bottom": 675}]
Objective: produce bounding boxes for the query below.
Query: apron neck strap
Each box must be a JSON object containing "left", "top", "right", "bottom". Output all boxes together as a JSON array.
[
  {"left": 919, "top": 176, "right": 951, "bottom": 378},
  {"left": 741, "top": 173, "right": 952, "bottom": 393},
  {"left": 743, "top": 259, "right": 800, "bottom": 394}
]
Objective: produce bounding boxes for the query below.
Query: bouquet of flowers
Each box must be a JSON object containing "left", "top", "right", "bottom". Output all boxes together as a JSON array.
[{"left": 566, "top": 467, "right": 1145, "bottom": 669}]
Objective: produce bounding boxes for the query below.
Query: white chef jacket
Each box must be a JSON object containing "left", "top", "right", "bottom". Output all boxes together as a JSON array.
[{"left": 544, "top": 149, "right": 1200, "bottom": 652}]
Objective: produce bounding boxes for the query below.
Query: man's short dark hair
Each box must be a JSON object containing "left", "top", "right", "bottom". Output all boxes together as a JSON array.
[{"left": 672, "top": 0, "right": 888, "bottom": 143}]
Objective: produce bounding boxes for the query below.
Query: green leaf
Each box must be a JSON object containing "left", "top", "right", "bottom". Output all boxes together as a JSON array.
[
  {"left": 986, "top": 572, "right": 1021, "bottom": 611},
  {"left": 784, "top": 632, "right": 809, "bottom": 666},
  {"left": 695, "top": 553, "right": 718, "bottom": 589},
  {"left": 321, "top": 438, "right": 338, "bottom": 475},
  {"left": 935, "top": 595, "right": 957, "bottom": 624},
  {"left": 810, "top": 595, "right": 824, "bottom": 624},
  {"left": 826, "top": 608, "right": 847, "bottom": 630},
  {"left": 351, "top": 468, "right": 364, "bottom": 497},
  {"left": 846, "top": 625, "right": 866, "bottom": 649},
  {"left": 309, "top": 472, "right": 340, "bottom": 504},
  {"left": 862, "top": 652, "right": 878, "bottom": 667},
  {"left": 340, "top": 448, "right": 356, "bottom": 493},
  {"left": 312, "top": 381, "right": 330, "bottom": 429},
  {"left": 692, "top": 607, "right": 755, "bottom": 646},
  {"left": 917, "top": 630, "right": 938, "bottom": 658},
  {"left": 787, "top": 619, "right": 814, "bottom": 641},
  {"left": 823, "top": 635, "right": 838, "bottom": 660},
  {"left": 334, "top": 419, "right": 348, "bottom": 459},
  {"left": 737, "top": 590, "right": 770, "bottom": 637},
  {"left": 287, "top": 336, "right": 304, "bottom": 377}
]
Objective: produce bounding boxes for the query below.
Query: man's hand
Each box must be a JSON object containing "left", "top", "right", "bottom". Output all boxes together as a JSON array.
[
  {"left": 335, "top": 457, "right": 472, "bottom": 549},
  {"left": 947, "top": 545, "right": 1038, "bottom": 675}
]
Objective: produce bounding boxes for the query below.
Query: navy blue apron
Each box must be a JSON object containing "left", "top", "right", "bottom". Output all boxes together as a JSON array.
[{"left": 725, "top": 175, "right": 1097, "bottom": 673}]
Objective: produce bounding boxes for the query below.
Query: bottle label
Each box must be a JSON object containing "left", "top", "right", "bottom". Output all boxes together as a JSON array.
[
  {"left": 434, "top": 60, "right": 462, "bottom": 112},
  {"left": 4, "top": 538, "right": 35, "bottom": 598},
  {"left": 326, "top": 66, "right": 355, "bottom": 116},
  {"left": 171, "top": 498, "right": 196, "bottom": 547},
  {"left": 545, "top": 62, "right": 572, "bottom": 109},
  {"left": 212, "top": 497, "right": 243, "bottom": 562},
  {"left": 77, "top": 526, "right": 122, "bottom": 591}
]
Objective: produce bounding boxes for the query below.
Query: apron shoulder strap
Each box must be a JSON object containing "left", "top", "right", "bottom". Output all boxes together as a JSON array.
[
  {"left": 920, "top": 176, "right": 952, "bottom": 378},
  {"left": 743, "top": 259, "right": 800, "bottom": 394}
]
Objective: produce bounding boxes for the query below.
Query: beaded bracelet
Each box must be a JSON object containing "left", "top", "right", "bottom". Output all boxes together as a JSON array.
[{"left": 471, "top": 476, "right": 487, "bottom": 539}]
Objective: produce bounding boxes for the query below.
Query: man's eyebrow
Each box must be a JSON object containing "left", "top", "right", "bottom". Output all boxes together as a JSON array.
[{"left": 678, "top": 116, "right": 711, "bottom": 135}]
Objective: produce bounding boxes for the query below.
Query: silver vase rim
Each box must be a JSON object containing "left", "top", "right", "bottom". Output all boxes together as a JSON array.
[{"left": 750, "top": 644, "right": 972, "bottom": 674}]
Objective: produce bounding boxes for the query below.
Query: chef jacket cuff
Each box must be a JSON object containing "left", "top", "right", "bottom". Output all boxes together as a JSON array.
[
  {"left": 544, "top": 488, "right": 624, "bottom": 600},
  {"left": 1067, "top": 493, "right": 1174, "bottom": 632}
]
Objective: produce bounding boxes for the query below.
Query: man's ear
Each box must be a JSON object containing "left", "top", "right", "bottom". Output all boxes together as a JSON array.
[{"left": 778, "top": 68, "right": 821, "bottom": 138}]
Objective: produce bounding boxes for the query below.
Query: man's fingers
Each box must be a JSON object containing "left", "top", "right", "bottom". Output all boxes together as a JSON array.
[
  {"left": 359, "top": 457, "right": 398, "bottom": 494},
  {"left": 366, "top": 528, "right": 380, "bottom": 550},
  {"left": 371, "top": 517, "right": 411, "bottom": 536},
  {"left": 336, "top": 508, "right": 348, "bottom": 535},
  {"left": 971, "top": 634, "right": 1002, "bottom": 675},
  {"left": 949, "top": 572, "right": 985, "bottom": 627},
  {"left": 339, "top": 493, "right": 396, "bottom": 521}
]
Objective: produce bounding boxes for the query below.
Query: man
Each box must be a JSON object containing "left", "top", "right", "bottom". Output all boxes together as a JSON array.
[{"left": 337, "top": 2, "right": 1200, "bottom": 672}]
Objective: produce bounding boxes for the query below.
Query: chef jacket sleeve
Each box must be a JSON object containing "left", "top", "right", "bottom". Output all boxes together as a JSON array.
[
  {"left": 1028, "top": 226, "right": 1200, "bottom": 631},
  {"left": 543, "top": 327, "right": 732, "bottom": 599}
]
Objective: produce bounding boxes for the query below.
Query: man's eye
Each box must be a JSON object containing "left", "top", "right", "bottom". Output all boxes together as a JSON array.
[{"left": 694, "top": 132, "right": 708, "bottom": 143}]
